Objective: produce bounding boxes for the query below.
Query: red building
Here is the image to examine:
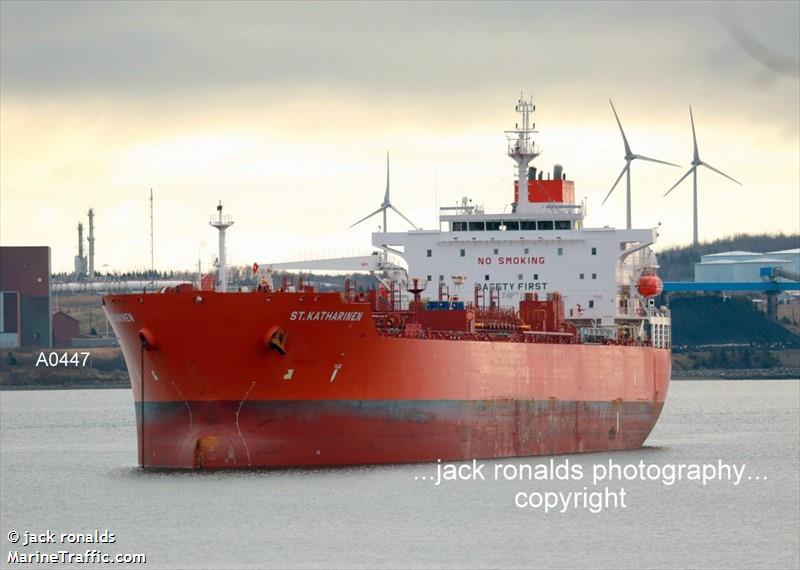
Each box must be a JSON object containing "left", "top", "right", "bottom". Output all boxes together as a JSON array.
[
  {"left": 0, "top": 246, "right": 51, "bottom": 348},
  {"left": 52, "top": 311, "right": 81, "bottom": 348}
]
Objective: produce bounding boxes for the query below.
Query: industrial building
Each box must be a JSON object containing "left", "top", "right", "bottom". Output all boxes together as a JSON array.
[
  {"left": 52, "top": 310, "right": 81, "bottom": 348},
  {"left": 694, "top": 249, "right": 800, "bottom": 283},
  {"left": 0, "top": 246, "right": 52, "bottom": 349}
]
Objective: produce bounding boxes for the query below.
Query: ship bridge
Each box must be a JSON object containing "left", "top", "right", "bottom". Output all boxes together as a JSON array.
[
  {"left": 265, "top": 95, "right": 663, "bottom": 327},
  {"left": 367, "top": 96, "right": 660, "bottom": 323},
  {"left": 372, "top": 218, "right": 657, "bottom": 325}
]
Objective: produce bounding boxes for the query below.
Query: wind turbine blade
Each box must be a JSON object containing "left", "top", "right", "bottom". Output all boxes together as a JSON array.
[
  {"left": 633, "top": 154, "right": 680, "bottom": 167},
  {"left": 663, "top": 167, "right": 695, "bottom": 197},
  {"left": 689, "top": 105, "right": 699, "bottom": 162},
  {"left": 601, "top": 164, "right": 628, "bottom": 205},
  {"left": 389, "top": 205, "right": 419, "bottom": 230},
  {"left": 700, "top": 162, "right": 742, "bottom": 185},
  {"left": 349, "top": 206, "right": 385, "bottom": 228},
  {"left": 384, "top": 151, "right": 390, "bottom": 203},
  {"left": 609, "top": 100, "right": 632, "bottom": 156}
]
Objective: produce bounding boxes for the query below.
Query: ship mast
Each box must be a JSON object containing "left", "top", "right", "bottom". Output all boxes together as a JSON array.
[
  {"left": 209, "top": 202, "right": 234, "bottom": 292},
  {"left": 505, "top": 94, "right": 540, "bottom": 213}
]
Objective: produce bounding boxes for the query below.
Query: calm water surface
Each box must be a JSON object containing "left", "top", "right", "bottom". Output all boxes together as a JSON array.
[{"left": 1, "top": 381, "right": 798, "bottom": 569}]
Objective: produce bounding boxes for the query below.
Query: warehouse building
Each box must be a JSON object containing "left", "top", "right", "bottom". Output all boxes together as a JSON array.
[
  {"left": 694, "top": 249, "right": 800, "bottom": 283},
  {"left": 0, "top": 246, "right": 52, "bottom": 349}
]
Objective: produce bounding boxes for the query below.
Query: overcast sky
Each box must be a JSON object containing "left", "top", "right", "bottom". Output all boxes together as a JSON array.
[{"left": 1, "top": 1, "right": 798, "bottom": 272}]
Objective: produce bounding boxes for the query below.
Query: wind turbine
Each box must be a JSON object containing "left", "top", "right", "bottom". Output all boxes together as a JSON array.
[
  {"left": 664, "top": 106, "right": 741, "bottom": 247},
  {"left": 602, "top": 100, "right": 679, "bottom": 229},
  {"left": 350, "top": 152, "right": 418, "bottom": 232}
]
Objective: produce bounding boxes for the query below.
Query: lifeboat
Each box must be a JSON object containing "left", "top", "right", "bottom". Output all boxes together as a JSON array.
[{"left": 637, "top": 272, "right": 663, "bottom": 297}]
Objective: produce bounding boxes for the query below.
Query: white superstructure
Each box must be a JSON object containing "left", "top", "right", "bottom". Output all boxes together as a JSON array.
[
  {"left": 371, "top": 96, "right": 660, "bottom": 325},
  {"left": 268, "top": 96, "right": 667, "bottom": 335}
]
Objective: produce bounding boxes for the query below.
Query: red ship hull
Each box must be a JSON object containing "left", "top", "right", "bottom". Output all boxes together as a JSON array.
[{"left": 103, "top": 290, "right": 671, "bottom": 469}]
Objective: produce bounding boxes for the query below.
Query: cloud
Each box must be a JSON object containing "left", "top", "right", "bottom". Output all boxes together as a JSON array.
[
  {"left": 1, "top": 1, "right": 798, "bottom": 271},
  {"left": 2, "top": 2, "right": 796, "bottom": 98}
]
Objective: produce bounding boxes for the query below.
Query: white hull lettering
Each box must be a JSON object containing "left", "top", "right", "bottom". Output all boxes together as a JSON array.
[
  {"left": 290, "top": 311, "right": 364, "bottom": 322},
  {"left": 478, "top": 256, "right": 546, "bottom": 266},
  {"left": 480, "top": 282, "right": 548, "bottom": 292}
]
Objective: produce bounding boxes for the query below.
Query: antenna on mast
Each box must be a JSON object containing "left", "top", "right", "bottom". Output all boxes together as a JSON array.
[{"left": 504, "top": 94, "right": 540, "bottom": 213}]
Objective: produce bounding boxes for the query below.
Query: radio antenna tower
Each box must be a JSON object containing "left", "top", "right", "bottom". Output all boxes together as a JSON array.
[{"left": 149, "top": 189, "right": 155, "bottom": 279}]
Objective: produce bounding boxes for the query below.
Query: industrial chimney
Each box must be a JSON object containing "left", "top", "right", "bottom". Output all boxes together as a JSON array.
[
  {"left": 88, "top": 208, "right": 95, "bottom": 280},
  {"left": 74, "top": 222, "right": 87, "bottom": 276}
]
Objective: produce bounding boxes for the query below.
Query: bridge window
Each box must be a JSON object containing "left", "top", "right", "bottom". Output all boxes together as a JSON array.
[
  {"left": 520, "top": 220, "right": 536, "bottom": 230},
  {"left": 427, "top": 275, "right": 432, "bottom": 282},
  {"left": 524, "top": 248, "right": 529, "bottom": 254},
  {"left": 485, "top": 274, "right": 490, "bottom": 281},
  {"left": 555, "top": 220, "right": 571, "bottom": 230},
  {"left": 557, "top": 247, "right": 563, "bottom": 256},
  {"left": 534, "top": 273, "right": 539, "bottom": 280},
  {"left": 460, "top": 249, "right": 465, "bottom": 257},
  {"left": 493, "top": 248, "right": 499, "bottom": 254},
  {"left": 468, "top": 222, "right": 485, "bottom": 231},
  {"left": 589, "top": 300, "right": 594, "bottom": 308},
  {"left": 518, "top": 274, "right": 523, "bottom": 280},
  {"left": 538, "top": 221, "right": 554, "bottom": 230},
  {"left": 439, "top": 275, "right": 444, "bottom": 281},
  {"left": 580, "top": 273, "right": 585, "bottom": 280},
  {"left": 591, "top": 247, "right": 597, "bottom": 255},
  {"left": 592, "top": 273, "right": 597, "bottom": 280},
  {"left": 503, "top": 221, "right": 520, "bottom": 230},
  {"left": 452, "top": 222, "right": 467, "bottom": 231},
  {"left": 426, "top": 249, "right": 432, "bottom": 257},
  {"left": 485, "top": 221, "right": 501, "bottom": 231}
]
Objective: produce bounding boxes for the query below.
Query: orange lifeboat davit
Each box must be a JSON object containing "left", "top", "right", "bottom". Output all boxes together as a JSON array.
[{"left": 637, "top": 272, "right": 663, "bottom": 297}]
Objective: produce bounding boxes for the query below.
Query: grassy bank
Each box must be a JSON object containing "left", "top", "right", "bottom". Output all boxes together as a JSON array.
[{"left": 1, "top": 348, "right": 130, "bottom": 390}]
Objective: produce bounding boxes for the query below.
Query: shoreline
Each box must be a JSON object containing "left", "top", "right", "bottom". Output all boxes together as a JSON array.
[
  {"left": 671, "top": 367, "right": 800, "bottom": 380},
  {"left": 2, "top": 373, "right": 797, "bottom": 391}
]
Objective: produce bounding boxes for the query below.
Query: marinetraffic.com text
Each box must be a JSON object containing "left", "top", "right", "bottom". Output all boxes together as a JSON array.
[{"left": 415, "top": 458, "right": 765, "bottom": 513}]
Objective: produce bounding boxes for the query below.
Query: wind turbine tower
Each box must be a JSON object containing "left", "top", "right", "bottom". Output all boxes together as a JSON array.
[
  {"left": 603, "top": 100, "right": 678, "bottom": 229},
  {"left": 664, "top": 106, "right": 741, "bottom": 247},
  {"left": 350, "top": 152, "right": 417, "bottom": 232}
]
